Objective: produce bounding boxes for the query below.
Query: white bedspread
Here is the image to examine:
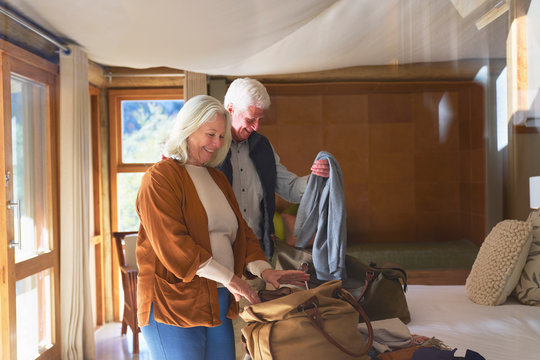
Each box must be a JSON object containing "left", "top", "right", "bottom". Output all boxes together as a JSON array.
[{"left": 405, "top": 285, "right": 540, "bottom": 360}]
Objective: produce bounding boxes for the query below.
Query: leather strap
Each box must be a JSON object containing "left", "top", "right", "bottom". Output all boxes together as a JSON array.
[
  {"left": 337, "top": 289, "right": 374, "bottom": 353},
  {"left": 379, "top": 262, "right": 408, "bottom": 282},
  {"left": 356, "top": 271, "right": 375, "bottom": 301},
  {"left": 302, "top": 292, "right": 374, "bottom": 357},
  {"left": 370, "top": 262, "right": 408, "bottom": 291},
  {"left": 244, "top": 306, "right": 265, "bottom": 322},
  {"left": 258, "top": 287, "right": 293, "bottom": 302}
]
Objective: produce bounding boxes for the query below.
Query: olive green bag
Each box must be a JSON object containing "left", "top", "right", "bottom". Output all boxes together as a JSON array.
[
  {"left": 274, "top": 239, "right": 411, "bottom": 324},
  {"left": 240, "top": 280, "right": 373, "bottom": 360}
]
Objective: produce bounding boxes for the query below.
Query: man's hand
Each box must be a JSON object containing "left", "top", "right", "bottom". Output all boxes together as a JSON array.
[
  {"left": 310, "top": 159, "right": 330, "bottom": 178},
  {"left": 226, "top": 275, "right": 261, "bottom": 304},
  {"left": 261, "top": 269, "right": 310, "bottom": 289}
]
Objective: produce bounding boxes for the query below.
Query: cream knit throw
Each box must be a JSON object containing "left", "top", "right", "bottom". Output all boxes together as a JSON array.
[{"left": 466, "top": 219, "right": 532, "bottom": 306}]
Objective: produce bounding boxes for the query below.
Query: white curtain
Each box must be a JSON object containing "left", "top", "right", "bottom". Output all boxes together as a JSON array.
[{"left": 59, "top": 45, "right": 96, "bottom": 359}]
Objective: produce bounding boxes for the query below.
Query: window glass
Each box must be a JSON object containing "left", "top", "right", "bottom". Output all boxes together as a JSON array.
[
  {"left": 117, "top": 172, "right": 145, "bottom": 232},
  {"left": 11, "top": 74, "right": 51, "bottom": 262},
  {"left": 121, "top": 100, "right": 184, "bottom": 163},
  {"left": 16, "top": 269, "right": 53, "bottom": 359}
]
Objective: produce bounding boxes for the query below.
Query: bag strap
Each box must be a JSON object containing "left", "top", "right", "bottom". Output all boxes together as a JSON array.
[
  {"left": 355, "top": 271, "right": 375, "bottom": 301},
  {"left": 258, "top": 287, "right": 293, "bottom": 302},
  {"left": 370, "top": 262, "right": 408, "bottom": 291},
  {"left": 380, "top": 262, "right": 407, "bottom": 281},
  {"left": 337, "top": 289, "right": 374, "bottom": 352},
  {"left": 301, "top": 291, "right": 374, "bottom": 357},
  {"left": 244, "top": 306, "right": 265, "bottom": 322}
]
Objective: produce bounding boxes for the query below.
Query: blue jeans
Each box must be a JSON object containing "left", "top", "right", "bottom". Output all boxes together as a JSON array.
[{"left": 141, "top": 287, "right": 235, "bottom": 360}]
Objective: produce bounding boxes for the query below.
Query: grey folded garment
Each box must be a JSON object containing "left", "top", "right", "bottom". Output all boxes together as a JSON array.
[
  {"left": 358, "top": 317, "right": 413, "bottom": 353},
  {"left": 294, "top": 151, "right": 347, "bottom": 281}
]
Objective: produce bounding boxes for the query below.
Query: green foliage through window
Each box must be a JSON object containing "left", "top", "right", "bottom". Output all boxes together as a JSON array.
[
  {"left": 117, "top": 173, "right": 145, "bottom": 232},
  {"left": 121, "top": 100, "right": 184, "bottom": 163},
  {"left": 118, "top": 99, "right": 183, "bottom": 231}
]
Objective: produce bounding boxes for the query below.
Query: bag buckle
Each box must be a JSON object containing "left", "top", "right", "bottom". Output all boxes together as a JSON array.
[
  {"left": 299, "top": 262, "right": 310, "bottom": 289},
  {"left": 366, "top": 271, "right": 375, "bottom": 282},
  {"left": 297, "top": 296, "right": 319, "bottom": 314}
]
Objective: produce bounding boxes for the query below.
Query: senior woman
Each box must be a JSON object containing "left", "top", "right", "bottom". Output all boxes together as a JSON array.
[{"left": 136, "top": 95, "right": 308, "bottom": 360}]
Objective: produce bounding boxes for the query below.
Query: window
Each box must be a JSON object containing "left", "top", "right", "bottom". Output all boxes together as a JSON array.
[
  {"left": 108, "top": 89, "right": 184, "bottom": 232},
  {"left": 0, "top": 41, "right": 61, "bottom": 359}
]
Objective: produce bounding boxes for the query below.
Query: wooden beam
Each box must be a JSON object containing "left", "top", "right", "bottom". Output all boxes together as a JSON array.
[
  {"left": 0, "top": 13, "right": 58, "bottom": 63},
  {"left": 507, "top": 0, "right": 529, "bottom": 125},
  {"left": 184, "top": 71, "right": 207, "bottom": 100},
  {"left": 505, "top": 0, "right": 535, "bottom": 222},
  {"left": 218, "top": 59, "right": 506, "bottom": 84},
  {"left": 102, "top": 66, "right": 184, "bottom": 88},
  {"left": 88, "top": 61, "right": 106, "bottom": 88}
]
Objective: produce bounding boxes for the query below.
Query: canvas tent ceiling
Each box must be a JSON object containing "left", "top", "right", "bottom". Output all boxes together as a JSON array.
[{"left": 4, "top": 0, "right": 507, "bottom": 76}]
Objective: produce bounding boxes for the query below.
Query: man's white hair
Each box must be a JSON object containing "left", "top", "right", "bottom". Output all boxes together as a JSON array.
[{"left": 223, "top": 78, "right": 271, "bottom": 112}]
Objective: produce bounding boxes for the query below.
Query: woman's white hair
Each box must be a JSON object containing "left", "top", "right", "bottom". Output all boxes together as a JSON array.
[
  {"left": 223, "top": 77, "right": 271, "bottom": 112},
  {"left": 163, "top": 95, "right": 231, "bottom": 167}
]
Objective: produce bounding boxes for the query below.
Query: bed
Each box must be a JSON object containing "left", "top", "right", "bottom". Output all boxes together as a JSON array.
[
  {"left": 405, "top": 285, "right": 540, "bottom": 360},
  {"left": 240, "top": 213, "right": 540, "bottom": 360},
  {"left": 234, "top": 284, "right": 540, "bottom": 360}
]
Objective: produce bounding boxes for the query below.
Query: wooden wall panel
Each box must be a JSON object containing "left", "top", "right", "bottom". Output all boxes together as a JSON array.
[
  {"left": 261, "top": 81, "right": 485, "bottom": 245},
  {"left": 322, "top": 95, "right": 368, "bottom": 124}
]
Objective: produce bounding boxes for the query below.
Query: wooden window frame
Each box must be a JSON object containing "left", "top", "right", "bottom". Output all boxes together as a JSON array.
[
  {"left": 89, "top": 85, "right": 106, "bottom": 327},
  {"left": 0, "top": 39, "right": 60, "bottom": 360},
  {"left": 108, "top": 87, "right": 183, "bottom": 320}
]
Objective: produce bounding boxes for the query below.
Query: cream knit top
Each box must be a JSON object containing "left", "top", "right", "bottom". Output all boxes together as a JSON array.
[{"left": 186, "top": 165, "right": 271, "bottom": 287}]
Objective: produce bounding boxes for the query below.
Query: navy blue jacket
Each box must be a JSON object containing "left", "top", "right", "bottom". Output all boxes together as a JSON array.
[{"left": 216, "top": 132, "right": 276, "bottom": 258}]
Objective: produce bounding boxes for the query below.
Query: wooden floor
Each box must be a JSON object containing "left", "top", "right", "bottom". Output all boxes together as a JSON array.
[
  {"left": 95, "top": 322, "right": 150, "bottom": 360},
  {"left": 96, "top": 321, "right": 249, "bottom": 360}
]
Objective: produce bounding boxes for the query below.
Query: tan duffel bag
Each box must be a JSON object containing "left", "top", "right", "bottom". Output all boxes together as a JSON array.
[{"left": 240, "top": 280, "right": 373, "bottom": 360}]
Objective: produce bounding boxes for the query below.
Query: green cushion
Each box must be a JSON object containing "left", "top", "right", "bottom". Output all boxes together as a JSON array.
[
  {"left": 273, "top": 212, "right": 285, "bottom": 241},
  {"left": 282, "top": 203, "right": 299, "bottom": 215},
  {"left": 346, "top": 239, "right": 479, "bottom": 270}
]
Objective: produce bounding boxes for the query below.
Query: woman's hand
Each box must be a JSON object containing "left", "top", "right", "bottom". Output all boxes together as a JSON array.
[
  {"left": 226, "top": 275, "right": 261, "bottom": 304},
  {"left": 261, "top": 269, "right": 310, "bottom": 289}
]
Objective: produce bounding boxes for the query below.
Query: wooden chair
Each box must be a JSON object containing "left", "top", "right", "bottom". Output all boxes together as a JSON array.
[{"left": 113, "top": 231, "right": 140, "bottom": 354}]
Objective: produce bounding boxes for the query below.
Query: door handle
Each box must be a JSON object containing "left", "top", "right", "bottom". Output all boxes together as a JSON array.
[{"left": 8, "top": 200, "right": 21, "bottom": 249}]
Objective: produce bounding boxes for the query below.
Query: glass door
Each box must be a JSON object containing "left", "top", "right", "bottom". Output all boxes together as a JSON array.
[{"left": 0, "top": 52, "right": 60, "bottom": 360}]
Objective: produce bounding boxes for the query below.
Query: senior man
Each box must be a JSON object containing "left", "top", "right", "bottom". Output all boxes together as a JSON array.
[{"left": 216, "top": 78, "right": 329, "bottom": 259}]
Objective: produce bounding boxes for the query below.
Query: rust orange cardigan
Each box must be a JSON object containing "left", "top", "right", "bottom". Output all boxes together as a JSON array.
[{"left": 135, "top": 158, "right": 267, "bottom": 328}]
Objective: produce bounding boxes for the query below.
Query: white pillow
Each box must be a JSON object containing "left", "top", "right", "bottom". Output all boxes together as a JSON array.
[
  {"left": 513, "top": 210, "right": 540, "bottom": 305},
  {"left": 466, "top": 219, "right": 532, "bottom": 305}
]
